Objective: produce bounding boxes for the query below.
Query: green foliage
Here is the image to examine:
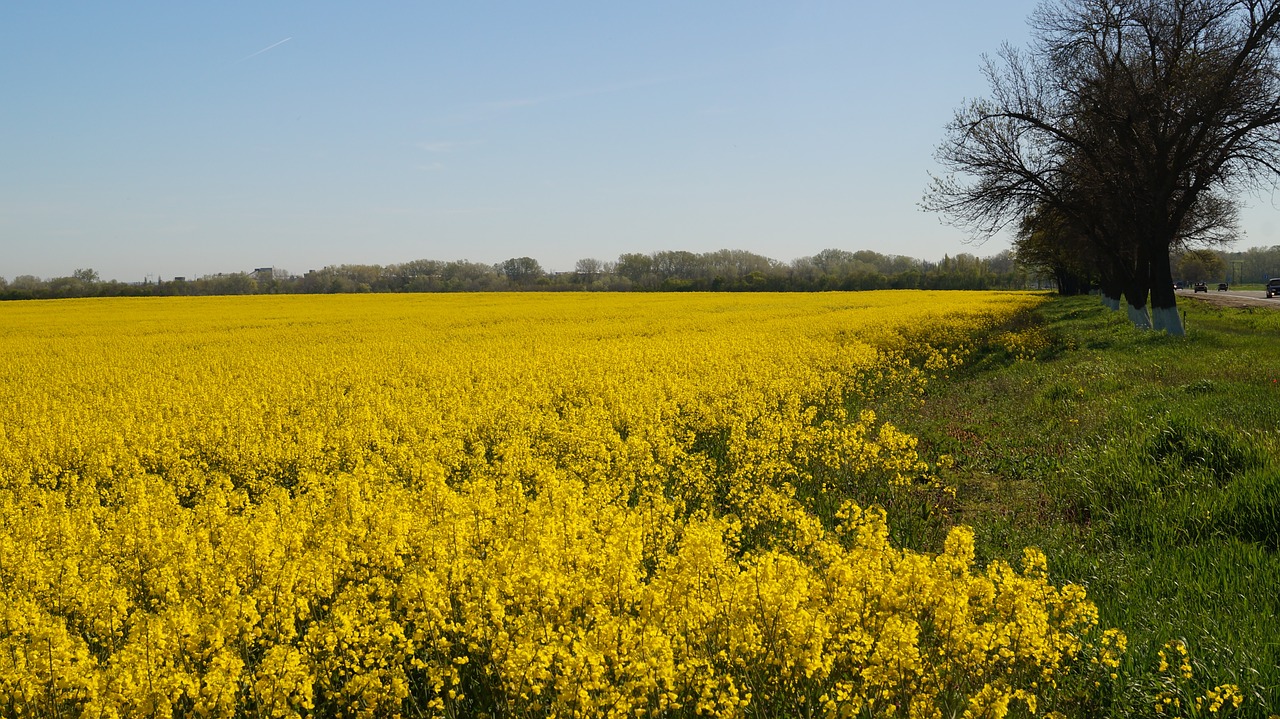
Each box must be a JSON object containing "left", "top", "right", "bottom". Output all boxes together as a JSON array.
[
  {"left": 3, "top": 247, "right": 1038, "bottom": 300},
  {"left": 892, "top": 295, "right": 1280, "bottom": 718},
  {"left": 1177, "top": 249, "right": 1228, "bottom": 283}
]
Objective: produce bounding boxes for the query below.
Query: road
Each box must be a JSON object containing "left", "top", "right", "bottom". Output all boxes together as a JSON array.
[{"left": 1177, "top": 288, "right": 1280, "bottom": 309}]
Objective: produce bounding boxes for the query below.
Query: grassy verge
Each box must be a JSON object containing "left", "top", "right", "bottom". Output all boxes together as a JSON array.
[{"left": 891, "top": 295, "right": 1280, "bottom": 718}]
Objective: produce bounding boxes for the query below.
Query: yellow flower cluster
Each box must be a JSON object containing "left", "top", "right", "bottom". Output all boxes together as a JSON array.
[
  {"left": 0, "top": 291, "right": 1107, "bottom": 717},
  {"left": 996, "top": 326, "right": 1050, "bottom": 362},
  {"left": 1153, "top": 640, "right": 1246, "bottom": 717}
]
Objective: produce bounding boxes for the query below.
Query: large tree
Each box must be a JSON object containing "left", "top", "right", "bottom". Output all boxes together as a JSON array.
[
  {"left": 1177, "top": 248, "right": 1229, "bottom": 281},
  {"left": 926, "top": 0, "right": 1280, "bottom": 335},
  {"left": 1014, "top": 204, "right": 1100, "bottom": 296},
  {"left": 498, "top": 257, "right": 544, "bottom": 285}
]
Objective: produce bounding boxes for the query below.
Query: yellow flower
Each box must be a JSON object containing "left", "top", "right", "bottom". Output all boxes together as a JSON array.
[{"left": 0, "top": 291, "right": 1116, "bottom": 718}]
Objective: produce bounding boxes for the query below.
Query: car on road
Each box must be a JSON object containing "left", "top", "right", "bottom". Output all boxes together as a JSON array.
[
  {"left": 1217, "top": 282, "right": 1229, "bottom": 291},
  {"left": 1267, "top": 278, "right": 1280, "bottom": 298},
  {"left": 1194, "top": 282, "right": 1208, "bottom": 292}
]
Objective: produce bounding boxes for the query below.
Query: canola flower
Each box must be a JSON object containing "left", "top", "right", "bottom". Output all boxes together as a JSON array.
[
  {"left": 1151, "top": 640, "right": 1248, "bottom": 718},
  {"left": 0, "top": 291, "right": 1116, "bottom": 717}
]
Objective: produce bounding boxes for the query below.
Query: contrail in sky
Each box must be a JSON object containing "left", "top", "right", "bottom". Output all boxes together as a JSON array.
[{"left": 240, "top": 37, "right": 292, "bottom": 62}]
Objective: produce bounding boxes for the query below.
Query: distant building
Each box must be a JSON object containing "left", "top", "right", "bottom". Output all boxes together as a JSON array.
[{"left": 253, "top": 267, "right": 290, "bottom": 281}]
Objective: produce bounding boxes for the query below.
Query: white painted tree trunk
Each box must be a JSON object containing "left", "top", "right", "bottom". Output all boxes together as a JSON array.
[
  {"left": 1152, "top": 305, "right": 1184, "bottom": 336},
  {"left": 1102, "top": 295, "right": 1121, "bottom": 311},
  {"left": 1127, "top": 302, "right": 1152, "bottom": 329}
]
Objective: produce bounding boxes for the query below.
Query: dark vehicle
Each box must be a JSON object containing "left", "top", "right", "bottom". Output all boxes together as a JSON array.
[
  {"left": 1174, "top": 280, "right": 1186, "bottom": 289},
  {"left": 1217, "top": 282, "right": 1229, "bottom": 291},
  {"left": 1267, "top": 278, "right": 1280, "bottom": 298},
  {"left": 1194, "top": 282, "right": 1208, "bottom": 293}
]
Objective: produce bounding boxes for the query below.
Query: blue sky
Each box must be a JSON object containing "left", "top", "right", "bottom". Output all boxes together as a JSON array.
[{"left": 4, "top": 2, "right": 1277, "bottom": 282}]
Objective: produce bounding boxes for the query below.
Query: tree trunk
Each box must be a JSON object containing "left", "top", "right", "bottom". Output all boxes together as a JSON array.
[
  {"left": 1122, "top": 244, "right": 1152, "bottom": 329},
  {"left": 1148, "top": 244, "right": 1184, "bottom": 336},
  {"left": 1124, "top": 269, "right": 1151, "bottom": 327},
  {"left": 1099, "top": 266, "right": 1123, "bottom": 311},
  {"left": 1125, "top": 298, "right": 1152, "bottom": 328},
  {"left": 1054, "top": 266, "right": 1087, "bottom": 295}
]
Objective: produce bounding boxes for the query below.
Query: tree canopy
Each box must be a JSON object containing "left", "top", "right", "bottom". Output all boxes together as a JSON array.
[{"left": 927, "top": 0, "right": 1280, "bottom": 334}]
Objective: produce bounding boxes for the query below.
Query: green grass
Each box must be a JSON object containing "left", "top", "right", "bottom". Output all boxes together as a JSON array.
[{"left": 888, "top": 296, "right": 1280, "bottom": 718}]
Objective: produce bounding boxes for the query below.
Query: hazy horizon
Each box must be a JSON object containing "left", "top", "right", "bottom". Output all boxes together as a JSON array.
[{"left": 3, "top": 244, "right": 1020, "bottom": 285}]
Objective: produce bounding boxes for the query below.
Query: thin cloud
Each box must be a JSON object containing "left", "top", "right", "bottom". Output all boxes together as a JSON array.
[
  {"left": 427, "top": 205, "right": 507, "bottom": 216},
  {"left": 368, "top": 204, "right": 506, "bottom": 216},
  {"left": 415, "top": 141, "right": 479, "bottom": 153},
  {"left": 239, "top": 37, "right": 292, "bottom": 62},
  {"left": 444, "top": 75, "right": 685, "bottom": 124},
  {"left": 482, "top": 97, "right": 544, "bottom": 111}
]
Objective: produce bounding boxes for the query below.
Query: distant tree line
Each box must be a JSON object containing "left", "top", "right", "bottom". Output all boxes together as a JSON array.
[
  {"left": 1015, "top": 241, "right": 1280, "bottom": 290},
  {"left": 1, "top": 248, "right": 1039, "bottom": 300},
  {"left": 1216, "top": 245, "right": 1280, "bottom": 284},
  {"left": 8, "top": 243, "right": 1280, "bottom": 301}
]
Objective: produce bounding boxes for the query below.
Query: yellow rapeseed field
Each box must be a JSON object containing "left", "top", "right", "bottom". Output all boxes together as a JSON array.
[{"left": 0, "top": 291, "right": 1120, "bottom": 718}]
